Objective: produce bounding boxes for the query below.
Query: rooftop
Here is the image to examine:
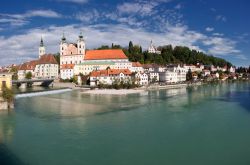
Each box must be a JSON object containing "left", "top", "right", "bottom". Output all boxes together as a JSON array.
[{"left": 85, "top": 49, "right": 128, "bottom": 60}]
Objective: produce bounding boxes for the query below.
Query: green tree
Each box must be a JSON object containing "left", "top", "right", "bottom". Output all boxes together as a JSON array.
[
  {"left": 186, "top": 69, "right": 193, "bottom": 81},
  {"left": 25, "top": 72, "right": 32, "bottom": 79},
  {"left": 10, "top": 67, "right": 18, "bottom": 80},
  {"left": 1, "top": 86, "right": 14, "bottom": 104},
  {"left": 128, "top": 41, "right": 133, "bottom": 54}
]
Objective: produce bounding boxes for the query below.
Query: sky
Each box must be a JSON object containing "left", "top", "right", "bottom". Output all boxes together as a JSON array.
[{"left": 0, "top": 0, "right": 249, "bottom": 66}]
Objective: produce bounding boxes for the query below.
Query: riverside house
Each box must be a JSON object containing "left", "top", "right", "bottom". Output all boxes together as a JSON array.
[{"left": 90, "top": 69, "right": 132, "bottom": 86}]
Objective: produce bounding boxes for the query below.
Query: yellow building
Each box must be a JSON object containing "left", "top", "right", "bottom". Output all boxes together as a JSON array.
[{"left": 0, "top": 73, "right": 12, "bottom": 91}]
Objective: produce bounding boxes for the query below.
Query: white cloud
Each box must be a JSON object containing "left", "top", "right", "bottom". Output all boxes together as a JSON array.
[
  {"left": 0, "top": 23, "right": 239, "bottom": 66},
  {"left": 203, "top": 37, "right": 240, "bottom": 55},
  {"left": 216, "top": 15, "right": 227, "bottom": 22},
  {"left": 205, "top": 27, "right": 214, "bottom": 32},
  {"left": 24, "top": 10, "right": 62, "bottom": 18},
  {"left": 75, "top": 9, "right": 100, "bottom": 23},
  {"left": 175, "top": 3, "right": 183, "bottom": 9},
  {"left": 117, "top": 1, "right": 172, "bottom": 16},
  {"left": 212, "top": 33, "right": 224, "bottom": 36},
  {"left": 56, "top": 0, "right": 88, "bottom": 4},
  {"left": 0, "top": 9, "right": 62, "bottom": 27}
]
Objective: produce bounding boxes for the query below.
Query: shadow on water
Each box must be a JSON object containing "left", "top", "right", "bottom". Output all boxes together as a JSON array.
[
  {"left": 216, "top": 86, "right": 250, "bottom": 112},
  {"left": 0, "top": 144, "right": 28, "bottom": 165}
]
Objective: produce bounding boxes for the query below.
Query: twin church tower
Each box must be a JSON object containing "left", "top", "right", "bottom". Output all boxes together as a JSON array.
[{"left": 38, "top": 32, "right": 86, "bottom": 59}]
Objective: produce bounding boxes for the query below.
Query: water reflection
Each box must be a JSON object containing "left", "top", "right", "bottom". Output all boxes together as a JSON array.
[
  {"left": 0, "top": 110, "right": 15, "bottom": 143},
  {"left": 216, "top": 83, "right": 250, "bottom": 112},
  {"left": 0, "top": 111, "right": 25, "bottom": 165}
]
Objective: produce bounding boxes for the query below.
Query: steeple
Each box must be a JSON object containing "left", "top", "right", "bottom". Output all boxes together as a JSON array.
[
  {"left": 40, "top": 37, "right": 44, "bottom": 47},
  {"left": 77, "top": 31, "right": 85, "bottom": 55},
  {"left": 39, "top": 36, "right": 46, "bottom": 58},
  {"left": 61, "top": 32, "right": 66, "bottom": 43},
  {"left": 78, "top": 31, "right": 84, "bottom": 41}
]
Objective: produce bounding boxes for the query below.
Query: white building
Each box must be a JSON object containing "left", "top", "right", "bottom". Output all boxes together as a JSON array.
[
  {"left": 229, "top": 66, "right": 235, "bottom": 73},
  {"left": 134, "top": 72, "right": 148, "bottom": 86},
  {"left": 18, "top": 39, "right": 59, "bottom": 80},
  {"left": 159, "top": 65, "right": 187, "bottom": 83},
  {"left": 131, "top": 62, "right": 144, "bottom": 73},
  {"left": 18, "top": 55, "right": 59, "bottom": 80},
  {"left": 80, "top": 49, "right": 132, "bottom": 75},
  {"left": 148, "top": 40, "right": 161, "bottom": 54},
  {"left": 60, "top": 64, "right": 74, "bottom": 80},
  {"left": 60, "top": 33, "right": 85, "bottom": 79},
  {"left": 34, "top": 55, "right": 58, "bottom": 79},
  {"left": 159, "top": 71, "right": 178, "bottom": 83},
  {"left": 184, "top": 64, "right": 202, "bottom": 72},
  {"left": 148, "top": 72, "right": 159, "bottom": 82},
  {"left": 167, "top": 65, "right": 187, "bottom": 82},
  {"left": 203, "top": 70, "right": 211, "bottom": 76},
  {"left": 74, "top": 61, "right": 115, "bottom": 76},
  {"left": 90, "top": 69, "right": 132, "bottom": 86}
]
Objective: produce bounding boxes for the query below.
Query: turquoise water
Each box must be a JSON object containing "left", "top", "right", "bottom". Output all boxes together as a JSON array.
[{"left": 1, "top": 82, "right": 250, "bottom": 165}]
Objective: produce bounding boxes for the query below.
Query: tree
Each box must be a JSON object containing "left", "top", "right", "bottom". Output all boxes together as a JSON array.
[
  {"left": 25, "top": 72, "right": 32, "bottom": 79},
  {"left": 2, "top": 86, "right": 14, "bottom": 104},
  {"left": 186, "top": 69, "right": 193, "bottom": 81},
  {"left": 97, "top": 45, "right": 110, "bottom": 50},
  {"left": 10, "top": 67, "right": 18, "bottom": 80},
  {"left": 128, "top": 41, "right": 133, "bottom": 53}
]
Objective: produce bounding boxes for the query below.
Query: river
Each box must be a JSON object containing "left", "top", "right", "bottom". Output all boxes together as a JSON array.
[{"left": 1, "top": 82, "right": 250, "bottom": 165}]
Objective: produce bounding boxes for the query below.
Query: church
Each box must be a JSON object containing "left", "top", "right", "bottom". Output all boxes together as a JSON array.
[
  {"left": 18, "top": 38, "right": 59, "bottom": 80},
  {"left": 59, "top": 33, "right": 134, "bottom": 79}
]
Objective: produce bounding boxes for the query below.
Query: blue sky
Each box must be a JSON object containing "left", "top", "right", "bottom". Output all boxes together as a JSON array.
[{"left": 0, "top": 0, "right": 249, "bottom": 66}]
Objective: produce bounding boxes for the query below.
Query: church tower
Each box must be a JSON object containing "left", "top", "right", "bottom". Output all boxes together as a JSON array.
[
  {"left": 60, "top": 33, "right": 67, "bottom": 56},
  {"left": 39, "top": 37, "right": 46, "bottom": 58},
  {"left": 77, "top": 32, "right": 85, "bottom": 55}
]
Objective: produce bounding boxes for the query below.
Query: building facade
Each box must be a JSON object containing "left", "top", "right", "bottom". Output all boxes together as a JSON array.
[
  {"left": 60, "top": 33, "right": 85, "bottom": 79},
  {"left": 148, "top": 40, "right": 161, "bottom": 54},
  {"left": 90, "top": 69, "right": 132, "bottom": 86}
]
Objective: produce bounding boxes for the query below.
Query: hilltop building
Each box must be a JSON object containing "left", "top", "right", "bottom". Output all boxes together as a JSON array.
[{"left": 148, "top": 40, "right": 161, "bottom": 54}]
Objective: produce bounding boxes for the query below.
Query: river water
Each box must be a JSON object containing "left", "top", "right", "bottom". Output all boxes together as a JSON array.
[{"left": 1, "top": 82, "right": 250, "bottom": 165}]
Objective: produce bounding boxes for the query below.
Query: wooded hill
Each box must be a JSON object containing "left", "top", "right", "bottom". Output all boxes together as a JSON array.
[{"left": 96, "top": 41, "right": 232, "bottom": 67}]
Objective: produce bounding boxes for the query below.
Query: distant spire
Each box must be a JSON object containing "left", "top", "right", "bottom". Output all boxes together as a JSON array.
[
  {"left": 79, "top": 31, "right": 83, "bottom": 40},
  {"left": 40, "top": 37, "right": 44, "bottom": 47},
  {"left": 61, "top": 31, "right": 66, "bottom": 42}
]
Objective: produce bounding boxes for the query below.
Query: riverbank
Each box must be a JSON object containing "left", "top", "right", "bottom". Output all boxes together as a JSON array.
[{"left": 82, "top": 89, "right": 147, "bottom": 95}]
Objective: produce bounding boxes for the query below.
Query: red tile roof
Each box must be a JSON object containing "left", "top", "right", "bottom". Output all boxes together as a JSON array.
[
  {"left": 18, "top": 54, "right": 58, "bottom": 71},
  {"left": 132, "top": 62, "right": 142, "bottom": 67},
  {"left": 38, "top": 54, "right": 58, "bottom": 64},
  {"left": 85, "top": 49, "right": 128, "bottom": 60},
  {"left": 90, "top": 69, "right": 132, "bottom": 77},
  {"left": 61, "top": 64, "right": 74, "bottom": 69},
  {"left": 18, "top": 60, "right": 38, "bottom": 70}
]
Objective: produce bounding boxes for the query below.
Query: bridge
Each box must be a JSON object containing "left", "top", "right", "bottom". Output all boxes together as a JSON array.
[{"left": 12, "top": 78, "right": 54, "bottom": 88}]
